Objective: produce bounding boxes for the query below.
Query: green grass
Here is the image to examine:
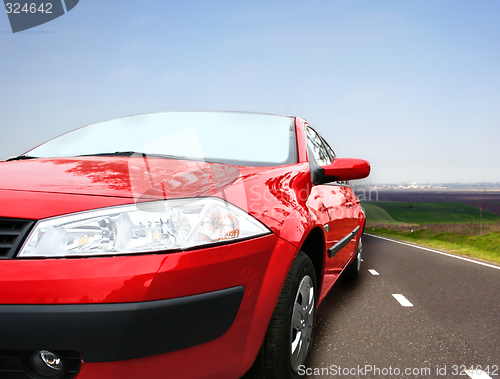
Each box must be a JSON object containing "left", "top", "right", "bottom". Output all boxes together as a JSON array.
[
  {"left": 361, "top": 201, "right": 500, "bottom": 263},
  {"left": 367, "top": 228, "right": 500, "bottom": 264},
  {"left": 362, "top": 201, "right": 500, "bottom": 224},
  {"left": 361, "top": 203, "right": 398, "bottom": 224}
]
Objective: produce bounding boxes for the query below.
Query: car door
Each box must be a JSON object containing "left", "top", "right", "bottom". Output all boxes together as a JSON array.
[
  {"left": 305, "top": 126, "right": 358, "bottom": 287},
  {"left": 320, "top": 136, "right": 360, "bottom": 270}
]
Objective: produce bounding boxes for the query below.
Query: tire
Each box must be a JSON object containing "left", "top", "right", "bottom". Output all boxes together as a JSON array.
[
  {"left": 244, "top": 251, "right": 317, "bottom": 379},
  {"left": 341, "top": 236, "right": 362, "bottom": 281}
]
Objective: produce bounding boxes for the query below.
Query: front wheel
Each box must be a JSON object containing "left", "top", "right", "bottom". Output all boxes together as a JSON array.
[{"left": 244, "top": 251, "right": 317, "bottom": 378}]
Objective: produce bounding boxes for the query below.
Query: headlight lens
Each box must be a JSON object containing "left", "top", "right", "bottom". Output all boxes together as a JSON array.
[{"left": 18, "top": 198, "right": 270, "bottom": 258}]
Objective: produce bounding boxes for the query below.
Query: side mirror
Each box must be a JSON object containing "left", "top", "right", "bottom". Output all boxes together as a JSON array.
[{"left": 319, "top": 158, "right": 370, "bottom": 183}]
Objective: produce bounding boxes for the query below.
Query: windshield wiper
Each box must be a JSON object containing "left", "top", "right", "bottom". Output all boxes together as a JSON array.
[
  {"left": 6, "top": 155, "right": 38, "bottom": 162},
  {"left": 76, "top": 151, "right": 195, "bottom": 161},
  {"left": 77, "top": 151, "right": 143, "bottom": 157}
]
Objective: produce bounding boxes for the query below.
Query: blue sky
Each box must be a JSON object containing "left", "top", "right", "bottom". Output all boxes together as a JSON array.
[{"left": 1, "top": 0, "right": 499, "bottom": 184}]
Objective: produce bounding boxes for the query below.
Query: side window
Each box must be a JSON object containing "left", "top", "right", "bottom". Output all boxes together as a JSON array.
[
  {"left": 306, "top": 126, "right": 332, "bottom": 166},
  {"left": 307, "top": 126, "right": 350, "bottom": 186},
  {"left": 322, "top": 139, "right": 336, "bottom": 161}
]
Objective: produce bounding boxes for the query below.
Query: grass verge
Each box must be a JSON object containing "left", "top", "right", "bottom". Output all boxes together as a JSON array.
[
  {"left": 366, "top": 224, "right": 500, "bottom": 264},
  {"left": 360, "top": 202, "right": 398, "bottom": 224}
]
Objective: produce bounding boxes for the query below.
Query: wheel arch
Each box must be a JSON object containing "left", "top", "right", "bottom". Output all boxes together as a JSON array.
[{"left": 297, "top": 227, "right": 325, "bottom": 299}]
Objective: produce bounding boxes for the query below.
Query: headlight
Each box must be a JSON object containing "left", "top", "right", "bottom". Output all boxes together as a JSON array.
[{"left": 18, "top": 198, "right": 270, "bottom": 258}]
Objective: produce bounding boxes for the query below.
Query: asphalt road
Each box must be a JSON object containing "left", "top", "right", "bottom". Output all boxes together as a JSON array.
[{"left": 306, "top": 234, "right": 500, "bottom": 379}]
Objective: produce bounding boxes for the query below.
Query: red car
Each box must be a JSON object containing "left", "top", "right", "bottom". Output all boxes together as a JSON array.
[{"left": 0, "top": 112, "right": 369, "bottom": 379}]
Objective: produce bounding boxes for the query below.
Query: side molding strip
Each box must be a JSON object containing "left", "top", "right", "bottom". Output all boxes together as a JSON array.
[{"left": 328, "top": 226, "right": 360, "bottom": 258}]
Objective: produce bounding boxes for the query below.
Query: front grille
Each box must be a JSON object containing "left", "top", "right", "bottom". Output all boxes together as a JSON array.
[
  {"left": 0, "top": 219, "right": 35, "bottom": 259},
  {"left": 0, "top": 350, "right": 81, "bottom": 379},
  {"left": 0, "top": 351, "right": 21, "bottom": 378}
]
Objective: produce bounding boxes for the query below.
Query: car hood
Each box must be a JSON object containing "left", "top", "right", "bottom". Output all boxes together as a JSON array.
[
  {"left": 0, "top": 157, "right": 248, "bottom": 200},
  {"left": 0, "top": 158, "right": 312, "bottom": 240}
]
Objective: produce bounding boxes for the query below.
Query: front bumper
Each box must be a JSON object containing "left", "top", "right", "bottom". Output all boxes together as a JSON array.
[
  {"left": 0, "top": 234, "right": 298, "bottom": 379},
  {"left": 0, "top": 286, "right": 244, "bottom": 362}
]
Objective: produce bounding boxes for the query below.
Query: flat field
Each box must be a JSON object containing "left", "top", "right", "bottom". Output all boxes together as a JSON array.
[
  {"left": 362, "top": 201, "right": 500, "bottom": 224},
  {"left": 356, "top": 189, "right": 500, "bottom": 215},
  {"left": 358, "top": 190, "right": 500, "bottom": 263}
]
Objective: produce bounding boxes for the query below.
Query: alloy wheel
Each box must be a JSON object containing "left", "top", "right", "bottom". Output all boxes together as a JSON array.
[{"left": 290, "top": 275, "right": 315, "bottom": 373}]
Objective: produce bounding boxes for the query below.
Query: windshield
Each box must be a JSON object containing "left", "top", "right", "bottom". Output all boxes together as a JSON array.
[{"left": 26, "top": 112, "right": 297, "bottom": 167}]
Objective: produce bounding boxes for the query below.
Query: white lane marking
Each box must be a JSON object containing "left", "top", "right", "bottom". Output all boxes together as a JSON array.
[
  {"left": 392, "top": 294, "right": 413, "bottom": 307},
  {"left": 366, "top": 234, "right": 500, "bottom": 271},
  {"left": 368, "top": 269, "right": 379, "bottom": 275},
  {"left": 466, "top": 369, "right": 493, "bottom": 379}
]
